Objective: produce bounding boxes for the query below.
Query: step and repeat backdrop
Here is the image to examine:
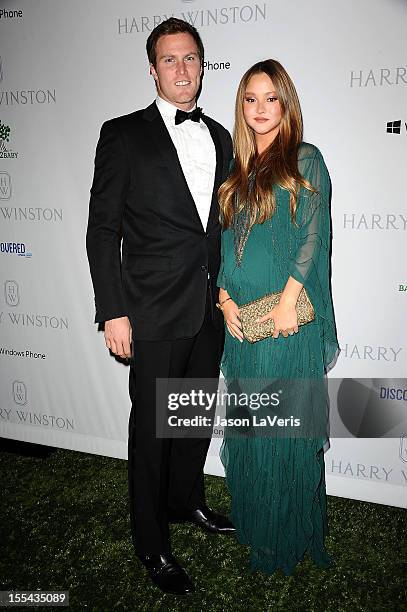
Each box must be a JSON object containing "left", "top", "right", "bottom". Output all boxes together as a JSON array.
[{"left": 0, "top": 0, "right": 406, "bottom": 508}]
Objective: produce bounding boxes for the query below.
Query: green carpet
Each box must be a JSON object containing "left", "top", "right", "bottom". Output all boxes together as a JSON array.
[{"left": 0, "top": 447, "right": 405, "bottom": 611}]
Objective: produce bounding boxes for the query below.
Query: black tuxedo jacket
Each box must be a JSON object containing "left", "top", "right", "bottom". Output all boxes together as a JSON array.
[{"left": 86, "top": 101, "right": 233, "bottom": 341}]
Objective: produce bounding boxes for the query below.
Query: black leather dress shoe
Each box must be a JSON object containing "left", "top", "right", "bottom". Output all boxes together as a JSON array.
[
  {"left": 138, "top": 553, "right": 195, "bottom": 595},
  {"left": 169, "top": 505, "right": 236, "bottom": 535}
]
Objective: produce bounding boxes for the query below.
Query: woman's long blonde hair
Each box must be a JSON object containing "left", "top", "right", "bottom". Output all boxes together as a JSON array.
[{"left": 218, "top": 59, "right": 315, "bottom": 229}]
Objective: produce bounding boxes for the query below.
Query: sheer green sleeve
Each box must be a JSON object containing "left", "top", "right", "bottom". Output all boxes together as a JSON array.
[{"left": 288, "top": 145, "right": 339, "bottom": 371}]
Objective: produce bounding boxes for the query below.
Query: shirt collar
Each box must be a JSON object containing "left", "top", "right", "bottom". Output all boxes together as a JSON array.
[{"left": 156, "top": 96, "right": 197, "bottom": 121}]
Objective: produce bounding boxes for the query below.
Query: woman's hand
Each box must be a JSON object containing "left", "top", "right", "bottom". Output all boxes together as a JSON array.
[
  {"left": 256, "top": 301, "right": 298, "bottom": 339},
  {"left": 222, "top": 299, "right": 244, "bottom": 342}
]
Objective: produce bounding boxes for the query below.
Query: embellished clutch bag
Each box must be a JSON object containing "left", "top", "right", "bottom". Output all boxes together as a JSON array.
[{"left": 238, "top": 287, "right": 315, "bottom": 343}]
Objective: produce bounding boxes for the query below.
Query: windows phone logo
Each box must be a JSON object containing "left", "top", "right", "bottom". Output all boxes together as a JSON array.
[{"left": 386, "top": 120, "right": 406, "bottom": 134}]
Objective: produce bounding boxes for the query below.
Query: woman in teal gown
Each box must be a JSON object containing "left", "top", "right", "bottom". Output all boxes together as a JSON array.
[{"left": 216, "top": 60, "right": 339, "bottom": 576}]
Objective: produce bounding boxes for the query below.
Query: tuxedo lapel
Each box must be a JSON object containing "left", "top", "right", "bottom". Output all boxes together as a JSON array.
[
  {"left": 201, "top": 115, "right": 224, "bottom": 233},
  {"left": 143, "top": 102, "right": 204, "bottom": 232}
]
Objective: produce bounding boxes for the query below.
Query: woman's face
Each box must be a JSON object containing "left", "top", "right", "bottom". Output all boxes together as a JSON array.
[{"left": 243, "top": 72, "right": 282, "bottom": 144}]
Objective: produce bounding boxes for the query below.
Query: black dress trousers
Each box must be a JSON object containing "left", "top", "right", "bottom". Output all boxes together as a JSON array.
[{"left": 127, "top": 287, "right": 224, "bottom": 554}]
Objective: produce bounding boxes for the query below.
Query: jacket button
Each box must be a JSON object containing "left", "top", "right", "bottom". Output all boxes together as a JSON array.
[{"left": 201, "top": 265, "right": 207, "bottom": 272}]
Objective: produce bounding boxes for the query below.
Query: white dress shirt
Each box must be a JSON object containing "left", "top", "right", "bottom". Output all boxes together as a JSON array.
[{"left": 156, "top": 96, "right": 216, "bottom": 231}]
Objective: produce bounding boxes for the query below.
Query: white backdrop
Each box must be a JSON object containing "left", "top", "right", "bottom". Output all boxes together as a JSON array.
[{"left": 0, "top": 0, "right": 406, "bottom": 508}]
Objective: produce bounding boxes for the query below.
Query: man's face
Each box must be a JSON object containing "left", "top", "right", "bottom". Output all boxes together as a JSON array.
[{"left": 150, "top": 32, "right": 202, "bottom": 111}]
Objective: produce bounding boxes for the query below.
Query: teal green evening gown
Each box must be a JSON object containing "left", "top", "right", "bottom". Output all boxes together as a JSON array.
[{"left": 217, "top": 143, "right": 339, "bottom": 576}]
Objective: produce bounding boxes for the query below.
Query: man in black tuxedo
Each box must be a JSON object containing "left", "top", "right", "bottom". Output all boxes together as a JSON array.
[{"left": 86, "top": 18, "right": 234, "bottom": 595}]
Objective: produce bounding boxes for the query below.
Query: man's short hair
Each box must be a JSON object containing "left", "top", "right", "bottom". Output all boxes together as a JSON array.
[{"left": 146, "top": 17, "right": 204, "bottom": 67}]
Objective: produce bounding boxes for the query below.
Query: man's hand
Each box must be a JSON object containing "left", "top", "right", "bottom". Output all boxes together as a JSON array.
[{"left": 104, "top": 316, "right": 132, "bottom": 358}]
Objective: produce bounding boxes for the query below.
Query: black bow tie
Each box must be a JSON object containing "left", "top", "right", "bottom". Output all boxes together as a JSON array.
[{"left": 175, "top": 107, "right": 203, "bottom": 125}]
